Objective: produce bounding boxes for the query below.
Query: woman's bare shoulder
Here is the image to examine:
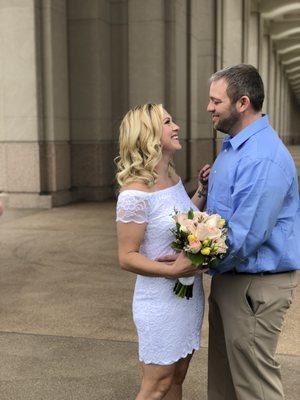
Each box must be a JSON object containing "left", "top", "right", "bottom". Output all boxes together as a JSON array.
[{"left": 120, "top": 181, "right": 152, "bottom": 193}]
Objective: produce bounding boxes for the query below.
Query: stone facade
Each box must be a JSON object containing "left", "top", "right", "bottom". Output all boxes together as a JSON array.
[{"left": 0, "top": 0, "right": 299, "bottom": 208}]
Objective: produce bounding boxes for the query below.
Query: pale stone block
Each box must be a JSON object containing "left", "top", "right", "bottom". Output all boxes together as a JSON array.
[
  {"left": 165, "top": 0, "right": 186, "bottom": 28},
  {"left": 198, "top": 55, "right": 215, "bottom": 132},
  {"left": 190, "top": 139, "right": 214, "bottom": 174},
  {"left": 69, "top": 19, "right": 111, "bottom": 122},
  {"left": 0, "top": 0, "right": 35, "bottom": 10},
  {"left": 190, "top": 120, "right": 212, "bottom": 141},
  {"left": 248, "top": 12, "right": 259, "bottom": 67},
  {"left": 44, "top": 142, "right": 71, "bottom": 192},
  {"left": 6, "top": 143, "right": 41, "bottom": 192},
  {"left": 42, "top": 3, "right": 70, "bottom": 140},
  {"left": 68, "top": 20, "right": 101, "bottom": 85},
  {"left": 195, "top": 0, "right": 215, "bottom": 41},
  {"left": 71, "top": 143, "right": 98, "bottom": 187},
  {"left": 111, "top": 24, "right": 129, "bottom": 123},
  {"left": 223, "top": 0, "right": 243, "bottom": 66},
  {"left": 43, "top": 117, "right": 70, "bottom": 142},
  {"left": 3, "top": 78, "right": 39, "bottom": 118},
  {"left": 71, "top": 141, "right": 116, "bottom": 191},
  {"left": 0, "top": 143, "right": 6, "bottom": 190},
  {"left": 68, "top": 0, "right": 109, "bottom": 22},
  {"left": 7, "top": 193, "right": 52, "bottom": 209},
  {"left": 4, "top": 117, "right": 41, "bottom": 141},
  {"left": 128, "top": 21, "right": 165, "bottom": 105},
  {"left": 41, "top": 0, "right": 66, "bottom": 14},
  {"left": 97, "top": 141, "right": 116, "bottom": 186},
  {"left": 71, "top": 186, "right": 115, "bottom": 202},
  {"left": 71, "top": 119, "right": 112, "bottom": 141},
  {"left": 129, "top": 0, "right": 164, "bottom": 22},
  {"left": 173, "top": 140, "right": 187, "bottom": 181},
  {"left": 110, "top": 0, "right": 127, "bottom": 24},
  {"left": 0, "top": 4, "right": 40, "bottom": 140}
]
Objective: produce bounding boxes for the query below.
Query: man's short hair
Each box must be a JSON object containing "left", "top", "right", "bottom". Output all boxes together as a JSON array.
[{"left": 210, "top": 64, "right": 265, "bottom": 112}]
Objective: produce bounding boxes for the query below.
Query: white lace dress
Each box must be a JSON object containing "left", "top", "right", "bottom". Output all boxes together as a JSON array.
[{"left": 116, "top": 179, "right": 204, "bottom": 365}]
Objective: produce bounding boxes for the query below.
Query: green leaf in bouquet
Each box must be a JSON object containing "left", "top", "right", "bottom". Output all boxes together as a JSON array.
[
  {"left": 186, "top": 252, "right": 205, "bottom": 267},
  {"left": 209, "top": 258, "right": 220, "bottom": 269},
  {"left": 171, "top": 241, "right": 182, "bottom": 250},
  {"left": 187, "top": 209, "right": 194, "bottom": 220}
]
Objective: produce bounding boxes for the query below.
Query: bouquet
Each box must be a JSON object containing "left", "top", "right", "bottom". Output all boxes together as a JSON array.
[{"left": 171, "top": 209, "right": 228, "bottom": 299}]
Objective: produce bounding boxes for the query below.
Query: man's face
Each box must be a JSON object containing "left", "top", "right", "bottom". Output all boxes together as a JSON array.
[{"left": 207, "top": 78, "right": 241, "bottom": 135}]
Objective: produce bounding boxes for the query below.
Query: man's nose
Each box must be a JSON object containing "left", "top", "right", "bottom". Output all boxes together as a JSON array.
[{"left": 207, "top": 102, "right": 214, "bottom": 112}]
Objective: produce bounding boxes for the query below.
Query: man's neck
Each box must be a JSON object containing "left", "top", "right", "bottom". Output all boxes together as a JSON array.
[{"left": 230, "top": 112, "right": 263, "bottom": 137}]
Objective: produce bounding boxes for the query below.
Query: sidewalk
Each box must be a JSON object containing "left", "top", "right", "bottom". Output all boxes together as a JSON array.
[{"left": 0, "top": 202, "right": 299, "bottom": 399}]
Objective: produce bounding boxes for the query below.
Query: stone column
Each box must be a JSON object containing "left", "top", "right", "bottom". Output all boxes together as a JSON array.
[
  {"left": 260, "top": 34, "right": 269, "bottom": 113},
  {"left": 222, "top": 0, "right": 244, "bottom": 66},
  {"left": 40, "top": 0, "right": 71, "bottom": 206},
  {"left": 268, "top": 43, "right": 276, "bottom": 125},
  {"left": 189, "top": 0, "right": 215, "bottom": 190},
  {"left": 214, "top": 0, "right": 246, "bottom": 153},
  {"left": 68, "top": 0, "right": 114, "bottom": 201},
  {"left": 248, "top": 11, "right": 260, "bottom": 68},
  {"left": 128, "top": 0, "right": 165, "bottom": 105},
  {"left": 274, "top": 56, "right": 281, "bottom": 132},
  {"left": 0, "top": 0, "right": 46, "bottom": 207}
]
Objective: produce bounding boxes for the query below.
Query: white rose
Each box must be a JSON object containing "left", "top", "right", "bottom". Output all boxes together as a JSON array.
[{"left": 206, "top": 215, "right": 220, "bottom": 228}]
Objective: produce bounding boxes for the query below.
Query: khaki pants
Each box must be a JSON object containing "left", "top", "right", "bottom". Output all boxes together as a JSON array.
[{"left": 208, "top": 271, "right": 297, "bottom": 400}]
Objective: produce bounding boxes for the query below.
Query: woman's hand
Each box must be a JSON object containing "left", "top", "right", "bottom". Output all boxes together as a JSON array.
[
  {"left": 160, "top": 252, "right": 208, "bottom": 278},
  {"left": 198, "top": 164, "right": 211, "bottom": 194}
]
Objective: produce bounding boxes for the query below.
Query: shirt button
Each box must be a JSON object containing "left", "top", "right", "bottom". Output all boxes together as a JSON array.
[
  {"left": 214, "top": 170, "right": 217, "bottom": 174},
  {"left": 224, "top": 149, "right": 227, "bottom": 152}
]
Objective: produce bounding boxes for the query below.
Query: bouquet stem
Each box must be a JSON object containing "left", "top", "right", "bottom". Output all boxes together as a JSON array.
[{"left": 173, "top": 280, "right": 193, "bottom": 300}]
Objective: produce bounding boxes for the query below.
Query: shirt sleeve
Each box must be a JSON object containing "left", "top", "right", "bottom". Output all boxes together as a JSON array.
[
  {"left": 216, "top": 156, "right": 291, "bottom": 273},
  {"left": 116, "top": 192, "right": 149, "bottom": 224}
]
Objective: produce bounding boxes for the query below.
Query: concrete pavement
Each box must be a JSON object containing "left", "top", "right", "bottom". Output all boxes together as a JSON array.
[{"left": 0, "top": 202, "right": 299, "bottom": 399}]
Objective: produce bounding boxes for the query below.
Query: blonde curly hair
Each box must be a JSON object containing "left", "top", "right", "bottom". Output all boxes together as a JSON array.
[{"left": 116, "top": 103, "right": 174, "bottom": 187}]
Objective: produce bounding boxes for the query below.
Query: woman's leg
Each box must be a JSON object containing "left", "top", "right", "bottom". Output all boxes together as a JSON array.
[
  {"left": 164, "top": 353, "right": 193, "bottom": 400},
  {"left": 135, "top": 353, "right": 194, "bottom": 400},
  {"left": 135, "top": 363, "right": 176, "bottom": 400}
]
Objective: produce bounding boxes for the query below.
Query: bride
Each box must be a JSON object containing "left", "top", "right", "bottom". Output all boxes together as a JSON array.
[{"left": 116, "top": 103, "right": 210, "bottom": 400}]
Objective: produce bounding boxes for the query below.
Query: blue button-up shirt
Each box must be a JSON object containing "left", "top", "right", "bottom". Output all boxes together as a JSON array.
[{"left": 207, "top": 114, "right": 300, "bottom": 273}]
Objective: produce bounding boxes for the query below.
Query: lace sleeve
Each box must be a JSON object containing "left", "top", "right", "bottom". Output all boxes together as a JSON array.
[{"left": 116, "top": 192, "right": 149, "bottom": 224}]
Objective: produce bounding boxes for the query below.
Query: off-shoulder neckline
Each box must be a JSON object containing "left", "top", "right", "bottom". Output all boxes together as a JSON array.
[{"left": 119, "top": 178, "right": 182, "bottom": 196}]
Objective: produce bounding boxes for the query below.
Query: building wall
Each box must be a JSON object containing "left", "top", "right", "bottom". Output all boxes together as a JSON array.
[{"left": 0, "top": 0, "right": 299, "bottom": 208}]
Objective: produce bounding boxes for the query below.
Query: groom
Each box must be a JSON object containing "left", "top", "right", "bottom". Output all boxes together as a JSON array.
[
  {"left": 161, "top": 64, "right": 299, "bottom": 400},
  {"left": 204, "top": 64, "right": 299, "bottom": 400}
]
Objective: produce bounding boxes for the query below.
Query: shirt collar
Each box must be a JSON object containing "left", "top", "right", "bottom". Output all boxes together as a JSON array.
[{"left": 227, "top": 114, "right": 269, "bottom": 151}]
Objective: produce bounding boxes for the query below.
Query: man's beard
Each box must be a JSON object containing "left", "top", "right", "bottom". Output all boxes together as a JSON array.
[{"left": 214, "top": 106, "right": 241, "bottom": 135}]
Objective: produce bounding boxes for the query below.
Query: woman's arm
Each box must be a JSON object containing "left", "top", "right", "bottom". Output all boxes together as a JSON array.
[
  {"left": 117, "top": 221, "right": 198, "bottom": 278},
  {"left": 191, "top": 164, "right": 210, "bottom": 210},
  {"left": 191, "top": 183, "right": 208, "bottom": 210}
]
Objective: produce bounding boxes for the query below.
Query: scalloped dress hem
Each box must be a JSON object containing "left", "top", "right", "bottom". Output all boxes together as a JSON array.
[{"left": 139, "top": 343, "right": 200, "bottom": 366}]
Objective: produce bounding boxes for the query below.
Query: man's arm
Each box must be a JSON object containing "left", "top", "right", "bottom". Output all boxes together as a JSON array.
[{"left": 215, "top": 156, "right": 291, "bottom": 273}]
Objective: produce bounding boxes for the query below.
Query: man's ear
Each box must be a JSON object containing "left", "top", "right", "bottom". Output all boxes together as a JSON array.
[{"left": 237, "top": 96, "right": 251, "bottom": 112}]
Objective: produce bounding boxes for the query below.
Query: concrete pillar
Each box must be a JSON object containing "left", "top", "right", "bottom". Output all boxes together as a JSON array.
[
  {"left": 274, "top": 56, "right": 281, "bottom": 132},
  {"left": 248, "top": 11, "right": 260, "bottom": 68},
  {"left": 186, "top": 0, "right": 215, "bottom": 191},
  {"left": 0, "top": 0, "right": 49, "bottom": 207},
  {"left": 268, "top": 44, "right": 276, "bottom": 125},
  {"left": 68, "top": 0, "right": 114, "bottom": 201},
  {"left": 260, "top": 35, "right": 269, "bottom": 114},
  {"left": 40, "top": 0, "right": 71, "bottom": 206},
  {"left": 128, "top": 0, "right": 165, "bottom": 105},
  {"left": 111, "top": 0, "right": 129, "bottom": 137},
  {"left": 222, "top": 0, "right": 244, "bottom": 66}
]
